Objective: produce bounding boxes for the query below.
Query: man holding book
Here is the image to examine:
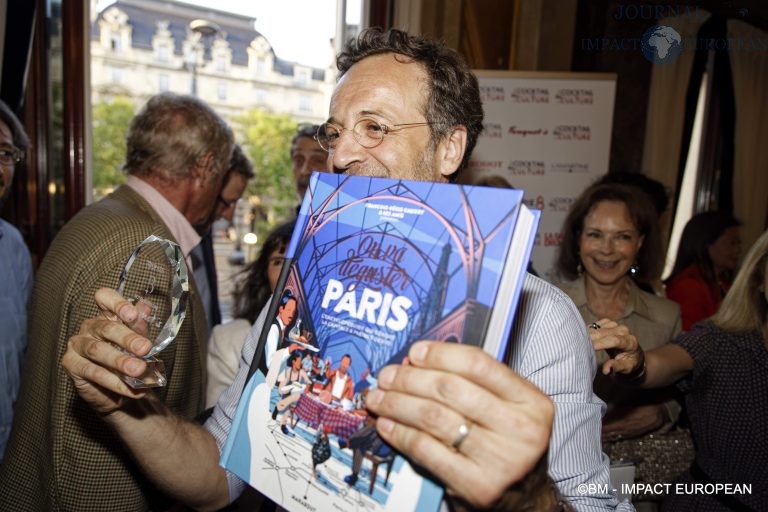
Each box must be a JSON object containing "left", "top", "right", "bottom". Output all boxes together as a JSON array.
[{"left": 59, "top": 28, "right": 627, "bottom": 511}]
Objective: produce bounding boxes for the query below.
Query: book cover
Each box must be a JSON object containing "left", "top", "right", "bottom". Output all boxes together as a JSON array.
[{"left": 221, "top": 173, "right": 539, "bottom": 512}]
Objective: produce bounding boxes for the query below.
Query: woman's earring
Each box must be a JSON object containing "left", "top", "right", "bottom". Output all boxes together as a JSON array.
[
  {"left": 577, "top": 263, "right": 584, "bottom": 275},
  {"left": 629, "top": 262, "right": 640, "bottom": 278}
]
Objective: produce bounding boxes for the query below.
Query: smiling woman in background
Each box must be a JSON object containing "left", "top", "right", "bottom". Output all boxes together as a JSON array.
[
  {"left": 556, "top": 183, "right": 683, "bottom": 511},
  {"left": 665, "top": 211, "right": 742, "bottom": 332},
  {"left": 593, "top": 227, "right": 768, "bottom": 512}
]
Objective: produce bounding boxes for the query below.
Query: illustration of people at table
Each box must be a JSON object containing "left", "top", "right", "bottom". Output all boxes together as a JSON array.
[
  {"left": 273, "top": 352, "right": 311, "bottom": 435},
  {"left": 321, "top": 354, "right": 354, "bottom": 402}
]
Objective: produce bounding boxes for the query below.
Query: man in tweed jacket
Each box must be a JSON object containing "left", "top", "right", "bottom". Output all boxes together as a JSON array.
[{"left": 0, "top": 93, "right": 233, "bottom": 511}]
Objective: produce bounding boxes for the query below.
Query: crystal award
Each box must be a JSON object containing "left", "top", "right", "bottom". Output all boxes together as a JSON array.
[{"left": 117, "top": 235, "right": 189, "bottom": 388}]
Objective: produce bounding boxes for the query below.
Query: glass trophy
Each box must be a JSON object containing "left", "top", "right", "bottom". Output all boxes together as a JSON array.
[{"left": 117, "top": 235, "right": 189, "bottom": 388}]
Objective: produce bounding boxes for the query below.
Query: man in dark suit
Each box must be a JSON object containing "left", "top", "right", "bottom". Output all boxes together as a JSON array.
[
  {"left": 0, "top": 93, "right": 233, "bottom": 511},
  {"left": 191, "top": 144, "right": 254, "bottom": 331}
]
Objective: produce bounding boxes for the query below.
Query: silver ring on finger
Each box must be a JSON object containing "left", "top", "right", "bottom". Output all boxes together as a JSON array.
[{"left": 451, "top": 421, "right": 472, "bottom": 450}]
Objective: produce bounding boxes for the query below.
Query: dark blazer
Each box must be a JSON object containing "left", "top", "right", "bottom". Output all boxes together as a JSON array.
[
  {"left": 198, "top": 230, "right": 222, "bottom": 327},
  {"left": 0, "top": 185, "right": 208, "bottom": 511}
]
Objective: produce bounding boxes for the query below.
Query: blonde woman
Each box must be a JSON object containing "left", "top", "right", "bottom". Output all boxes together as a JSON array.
[{"left": 594, "top": 228, "right": 768, "bottom": 512}]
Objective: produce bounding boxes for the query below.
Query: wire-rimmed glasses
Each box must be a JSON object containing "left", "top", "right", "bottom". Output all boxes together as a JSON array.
[
  {"left": 314, "top": 118, "right": 437, "bottom": 152},
  {"left": 0, "top": 146, "right": 23, "bottom": 166}
]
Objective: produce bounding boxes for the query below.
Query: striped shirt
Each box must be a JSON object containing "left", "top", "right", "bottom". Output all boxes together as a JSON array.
[{"left": 205, "top": 274, "right": 634, "bottom": 511}]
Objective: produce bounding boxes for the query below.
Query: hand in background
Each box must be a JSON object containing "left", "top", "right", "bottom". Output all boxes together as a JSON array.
[
  {"left": 364, "top": 341, "right": 554, "bottom": 508},
  {"left": 589, "top": 318, "right": 645, "bottom": 376}
]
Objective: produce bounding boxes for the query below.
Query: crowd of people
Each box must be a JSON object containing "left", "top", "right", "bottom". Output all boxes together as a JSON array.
[{"left": 0, "top": 26, "right": 765, "bottom": 512}]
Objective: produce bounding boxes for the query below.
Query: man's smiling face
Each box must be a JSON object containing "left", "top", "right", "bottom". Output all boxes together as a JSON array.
[{"left": 325, "top": 53, "right": 446, "bottom": 183}]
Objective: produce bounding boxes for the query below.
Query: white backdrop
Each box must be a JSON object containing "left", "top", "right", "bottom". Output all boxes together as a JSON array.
[{"left": 461, "top": 71, "right": 617, "bottom": 281}]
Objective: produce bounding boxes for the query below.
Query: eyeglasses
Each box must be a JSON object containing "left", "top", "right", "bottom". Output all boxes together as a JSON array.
[
  {"left": 0, "top": 146, "right": 23, "bottom": 166},
  {"left": 314, "top": 118, "right": 437, "bottom": 152}
]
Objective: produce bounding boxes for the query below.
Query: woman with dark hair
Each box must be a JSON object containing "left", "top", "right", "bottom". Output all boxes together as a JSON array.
[
  {"left": 206, "top": 219, "right": 296, "bottom": 407},
  {"left": 665, "top": 212, "right": 741, "bottom": 331},
  {"left": 556, "top": 183, "right": 683, "bottom": 508},
  {"left": 594, "top": 228, "right": 768, "bottom": 511}
]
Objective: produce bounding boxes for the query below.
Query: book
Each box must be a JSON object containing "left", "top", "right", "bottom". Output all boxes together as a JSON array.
[{"left": 221, "top": 172, "right": 540, "bottom": 512}]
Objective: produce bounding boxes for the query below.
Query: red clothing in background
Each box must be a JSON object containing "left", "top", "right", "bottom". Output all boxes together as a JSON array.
[{"left": 666, "top": 264, "right": 728, "bottom": 331}]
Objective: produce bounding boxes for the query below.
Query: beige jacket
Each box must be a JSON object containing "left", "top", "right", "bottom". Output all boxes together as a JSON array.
[
  {"left": 0, "top": 186, "right": 208, "bottom": 511},
  {"left": 558, "top": 277, "right": 682, "bottom": 419}
]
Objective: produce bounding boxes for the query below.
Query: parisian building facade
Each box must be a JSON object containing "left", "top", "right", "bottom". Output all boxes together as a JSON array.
[{"left": 91, "top": 0, "right": 336, "bottom": 124}]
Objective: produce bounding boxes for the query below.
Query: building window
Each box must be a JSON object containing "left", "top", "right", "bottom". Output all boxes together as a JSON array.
[
  {"left": 109, "top": 66, "right": 123, "bottom": 83},
  {"left": 157, "top": 44, "right": 169, "bottom": 62},
  {"left": 216, "top": 55, "right": 226, "bottom": 72},
  {"left": 254, "top": 87, "right": 267, "bottom": 104},
  {"left": 158, "top": 74, "right": 169, "bottom": 92},
  {"left": 298, "top": 95, "right": 312, "bottom": 113},
  {"left": 295, "top": 68, "right": 310, "bottom": 86},
  {"left": 110, "top": 33, "right": 122, "bottom": 53},
  {"left": 217, "top": 82, "right": 227, "bottom": 101},
  {"left": 255, "top": 57, "right": 266, "bottom": 75}
]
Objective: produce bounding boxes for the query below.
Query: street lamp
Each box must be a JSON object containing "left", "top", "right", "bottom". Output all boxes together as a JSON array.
[{"left": 185, "top": 19, "right": 221, "bottom": 97}]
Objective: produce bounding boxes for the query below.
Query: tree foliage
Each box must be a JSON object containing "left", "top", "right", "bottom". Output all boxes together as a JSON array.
[
  {"left": 92, "top": 97, "right": 134, "bottom": 199},
  {"left": 234, "top": 109, "right": 298, "bottom": 241}
]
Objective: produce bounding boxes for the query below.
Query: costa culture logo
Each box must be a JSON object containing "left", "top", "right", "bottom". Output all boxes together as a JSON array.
[
  {"left": 550, "top": 162, "right": 590, "bottom": 174},
  {"left": 509, "top": 87, "right": 550, "bottom": 104},
  {"left": 508, "top": 126, "right": 549, "bottom": 137},
  {"left": 508, "top": 160, "right": 546, "bottom": 177},
  {"left": 468, "top": 158, "right": 504, "bottom": 171},
  {"left": 480, "top": 85, "right": 505, "bottom": 102},
  {"left": 548, "top": 196, "right": 576, "bottom": 212},
  {"left": 553, "top": 125, "right": 591, "bottom": 141},
  {"left": 554, "top": 88, "right": 594, "bottom": 105},
  {"left": 480, "top": 123, "right": 503, "bottom": 139}
]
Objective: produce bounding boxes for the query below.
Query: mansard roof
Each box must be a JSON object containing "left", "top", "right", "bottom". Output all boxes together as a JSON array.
[{"left": 93, "top": 0, "right": 325, "bottom": 79}]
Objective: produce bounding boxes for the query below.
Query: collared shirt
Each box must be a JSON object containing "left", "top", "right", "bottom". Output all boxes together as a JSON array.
[
  {"left": 558, "top": 276, "right": 683, "bottom": 446},
  {"left": 126, "top": 176, "right": 200, "bottom": 269},
  {"left": 0, "top": 219, "right": 33, "bottom": 460},
  {"left": 557, "top": 276, "right": 681, "bottom": 365},
  {"left": 205, "top": 274, "right": 634, "bottom": 511}
]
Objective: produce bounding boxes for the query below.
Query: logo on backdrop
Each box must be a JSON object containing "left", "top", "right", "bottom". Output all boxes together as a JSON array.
[
  {"left": 508, "top": 160, "right": 545, "bottom": 177},
  {"left": 469, "top": 159, "right": 504, "bottom": 171},
  {"left": 509, "top": 88, "right": 550, "bottom": 104},
  {"left": 555, "top": 88, "right": 594, "bottom": 105},
  {"left": 480, "top": 85, "right": 505, "bottom": 102},
  {"left": 508, "top": 126, "right": 549, "bottom": 137},
  {"left": 548, "top": 197, "right": 576, "bottom": 213},
  {"left": 481, "top": 123, "right": 503, "bottom": 139},
  {"left": 550, "top": 162, "right": 590, "bottom": 174},
  {"left": 553, "top": 125, "right": 592, "bottom": 141},
  {"left": 543, "top": 232, "right": 564, "bottom": 247},
  {"left": 522, "top": 196, "right": 545, "bottom": 211},
  {"left": 641, "top": 25, "right": 682, "bottom": 64}
]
